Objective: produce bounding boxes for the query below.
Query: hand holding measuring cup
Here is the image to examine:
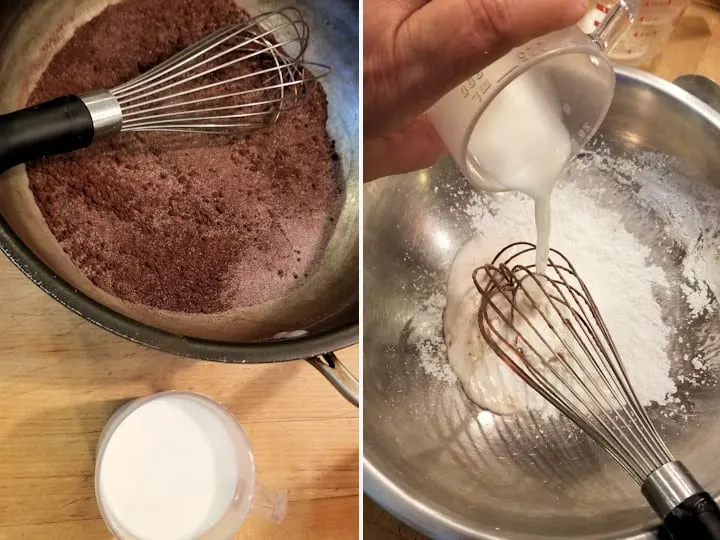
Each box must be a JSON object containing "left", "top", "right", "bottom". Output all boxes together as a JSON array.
[
  {"left": 429, "top": 0, "right": 635, "bottom": 193},
  {"left": 363, "top": 0, "right": 592, "bottom": 181}
]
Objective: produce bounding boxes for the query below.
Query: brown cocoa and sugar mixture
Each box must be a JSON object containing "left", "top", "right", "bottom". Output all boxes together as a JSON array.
[{"left": 27, "top": 0, "right": 342, "bottom": 313}]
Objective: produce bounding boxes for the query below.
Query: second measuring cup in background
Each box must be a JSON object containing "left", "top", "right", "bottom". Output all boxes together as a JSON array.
[
  {"left": 427, "top": 1, "right": 635, "bottom": 193},
  {"left": 580, "top": 0, "right": 691, "bottom": 67}
]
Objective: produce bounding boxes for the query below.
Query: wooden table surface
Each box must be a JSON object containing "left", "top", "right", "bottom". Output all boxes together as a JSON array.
[
  {"left": 363, "top": 2, "right": 720, "bottom": 538},
  {"left": 0, "top": 253, "right": 359, "bottom": 539}
]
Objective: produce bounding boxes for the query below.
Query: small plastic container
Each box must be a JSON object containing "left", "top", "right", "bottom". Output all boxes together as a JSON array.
[
  {"left": 95, "top": 391, "right": 286, "bottom": 540},
  {"left": 580, "top": 0, "right": 691, "bottom": 66}
]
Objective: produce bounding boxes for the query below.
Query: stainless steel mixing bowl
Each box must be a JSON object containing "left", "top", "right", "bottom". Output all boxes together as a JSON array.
[
  {"left": 0, "top": 0, "right": 358, "bottom": 404},
  {"left": 364, "top": 67, "right": 720, "bottom": 538}
]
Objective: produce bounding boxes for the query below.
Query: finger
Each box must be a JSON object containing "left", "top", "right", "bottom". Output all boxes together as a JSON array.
[
  {"left": 394, "top": 0, "right": 588, "bottom": 121},
  {"left": 364, "top": 115, "right": 447, "bottom": 182}
]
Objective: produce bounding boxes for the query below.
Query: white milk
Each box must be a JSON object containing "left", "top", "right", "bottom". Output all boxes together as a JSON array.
[
  {"left": 443, "top": 69, "right": 577, "bottom": 411},
  {"left": 97, "top": 394, "right": 247, "bottom": 540},
  {"left": 465, "top": 69, "right": 573, "bottom": 272}
]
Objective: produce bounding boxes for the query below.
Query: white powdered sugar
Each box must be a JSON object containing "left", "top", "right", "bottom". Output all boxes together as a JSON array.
[
  {"left": 411, "top": 292, "right": 456, "bottom": 384},
  {"left": 631, "top": 167, "right": 720, "bottom": 321}
]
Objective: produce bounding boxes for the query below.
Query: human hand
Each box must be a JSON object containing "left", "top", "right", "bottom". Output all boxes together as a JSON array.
[{"left": 364, "top": 0, "right": 589, "bottom": 181}]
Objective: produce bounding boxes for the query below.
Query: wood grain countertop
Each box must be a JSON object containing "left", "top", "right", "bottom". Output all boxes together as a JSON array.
[
  {"left": 0, "top": 253, "right": 359, "bottom": 538},
  {"left": 364, "top": 2, "right": 720, "bottom": 538}
]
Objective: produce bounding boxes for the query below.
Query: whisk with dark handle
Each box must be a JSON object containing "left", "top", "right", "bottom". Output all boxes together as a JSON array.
[
  {"left": 474, "top": 242, "right": 720, "bottom": 540},
  {"left": 0, "top": 7, "right": 328, "bottom": 174}
]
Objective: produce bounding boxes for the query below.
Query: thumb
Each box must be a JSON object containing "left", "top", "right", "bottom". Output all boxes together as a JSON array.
[{"left": 392, "top": 0, "right": 588, "bottom": 126}]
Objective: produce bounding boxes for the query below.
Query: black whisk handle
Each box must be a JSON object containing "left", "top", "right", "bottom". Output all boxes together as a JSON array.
[
  {"left": 663, "top": 492, "right": 720, "bottom": 540},
  {"left": 643, "top": 463, "right": 720, "bottom": 540},
  {"left": 0, "top": 96, "right": 95, "bottom": 174}
]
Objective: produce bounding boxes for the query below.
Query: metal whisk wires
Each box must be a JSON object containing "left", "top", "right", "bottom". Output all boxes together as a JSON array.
[
  {"left": 472, "top": 242, "right": 674, "bottom": 485},
  {"left": 109, "top": 7, "right": 329, "bottom": 133}
]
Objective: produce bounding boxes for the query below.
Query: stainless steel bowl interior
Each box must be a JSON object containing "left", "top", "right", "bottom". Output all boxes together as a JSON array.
[
  {"left": 0, "top": 0, "right": 358, "bottom": 359},
  {"left": 363, "top": 67, "right": 720, "bottom": 539}
]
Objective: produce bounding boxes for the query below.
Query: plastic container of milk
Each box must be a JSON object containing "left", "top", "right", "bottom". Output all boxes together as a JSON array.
[
  {"left": 95, "top": 391, "right": 286, "bottom": 540},
  {"left": 579, "top": 0, "right": 691, "bottom": 66}
]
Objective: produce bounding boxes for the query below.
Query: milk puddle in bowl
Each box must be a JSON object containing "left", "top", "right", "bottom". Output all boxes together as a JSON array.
[{"left": 413, "top": 147, "right": 720, "bottom": 420}]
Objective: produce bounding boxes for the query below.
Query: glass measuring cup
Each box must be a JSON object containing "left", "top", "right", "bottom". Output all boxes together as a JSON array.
[
  {"left": 581, "top": 0, "right": 690, "bottom": 66},
  {"left": 95, "top": 391, "right": 286, "bottom": 540},
  {"left": 427, "top": 1, "right": 635, "bottom": 193}
]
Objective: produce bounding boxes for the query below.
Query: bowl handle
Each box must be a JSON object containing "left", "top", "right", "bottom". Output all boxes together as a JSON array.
[
  {"left": 306, "top": 353, "right": 359, "bottom": 407},
  {"left": 673, "top": 74, "right": 720, "bottom": 113}
]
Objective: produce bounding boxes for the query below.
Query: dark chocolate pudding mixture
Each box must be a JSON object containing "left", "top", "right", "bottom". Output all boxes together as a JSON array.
[{"left": 28, "top": 0, "right": 341, "bottom": 313}]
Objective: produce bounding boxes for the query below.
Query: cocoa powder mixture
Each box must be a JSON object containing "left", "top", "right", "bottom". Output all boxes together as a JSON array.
[{"left": 27, "top": 0, "right": 341, "bottom": 313}]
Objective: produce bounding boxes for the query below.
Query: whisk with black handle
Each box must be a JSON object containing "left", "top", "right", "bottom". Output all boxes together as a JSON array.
[
  {"left": 473, "top": 241, "right": 720, "bottom": 540},
  {"left": 0, "top": 7, "right": 328, "bottom": 174}
]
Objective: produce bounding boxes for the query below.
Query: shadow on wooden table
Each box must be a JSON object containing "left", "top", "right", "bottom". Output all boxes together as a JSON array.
[
  {"left": 672, "top": 14, "right": 711, "bottom": 40},
  {"left": 364, "top": 496, "right": 428, "bottom": 540},
  {"left": 0, "top": 399, "right": 128, "bottom": 530},
  {"left": 235, "top": 450, "right": 359, "bottom": 539},
  {"left": 0, "top": 308, "right": 186, "bottom": 390},
  {"left": 305, "top": 451, "right": 360, "bottom": 538},
  {"left": 225, "top": 359, "right": 307, "bottom": 419}
]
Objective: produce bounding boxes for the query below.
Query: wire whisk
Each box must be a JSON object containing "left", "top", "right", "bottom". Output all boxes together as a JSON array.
[
  {"left": 111, "top": 7, "right": 328, "bottom": 133},
  {"left": 473, "top": 242, "right": 720, "bottom": 539},
  {"left": 0, "top": 8, "right": 330, "bottom": 173}
]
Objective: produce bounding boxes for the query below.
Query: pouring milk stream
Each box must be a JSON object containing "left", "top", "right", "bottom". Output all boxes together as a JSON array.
[{"left": 464, "top": 70, "right": 572, "bottom": 273}]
